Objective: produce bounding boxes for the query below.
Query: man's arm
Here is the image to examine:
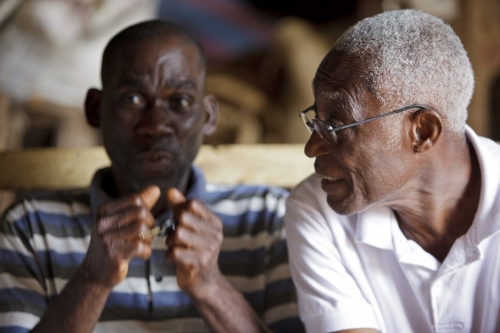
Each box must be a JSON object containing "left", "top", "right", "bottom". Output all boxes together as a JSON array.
[
  {"left": 166, "top": 188, "right": 270, "bottom": 333},
  {"left": 29, "top": 186, "right": 160, "bottom": 333}
]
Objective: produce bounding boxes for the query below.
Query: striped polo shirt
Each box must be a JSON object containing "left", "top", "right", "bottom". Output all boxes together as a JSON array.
[{"left": 0, "top": 167, "right": 304, "bottom": 332}]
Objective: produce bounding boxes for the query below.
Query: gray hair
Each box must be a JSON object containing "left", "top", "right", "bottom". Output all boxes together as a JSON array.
[{"left": 333, "top": 9, "right": 474, "bottom": 133}]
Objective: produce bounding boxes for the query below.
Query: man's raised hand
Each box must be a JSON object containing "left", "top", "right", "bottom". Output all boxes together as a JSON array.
[{"left": 81, "top": 185, "right": 160, "bottom": 288}]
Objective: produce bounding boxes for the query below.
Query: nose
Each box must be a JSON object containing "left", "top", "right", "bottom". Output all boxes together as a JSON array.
[
  {"left": 305, "top": 130, "right": 331, "bottom": 158},
  {"left": 135, "top": 103, "right": 174, "bottom": 137}
]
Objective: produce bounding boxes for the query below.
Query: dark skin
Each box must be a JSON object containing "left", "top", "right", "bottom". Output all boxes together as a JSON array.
[
  {"left": 305, "top": 50, "right": 481, "bottom": 333},
  {"left": 30, "top": 36, "right": 268, "bottom": 333}
]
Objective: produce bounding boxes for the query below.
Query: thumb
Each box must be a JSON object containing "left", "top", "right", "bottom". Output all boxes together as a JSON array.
[
  {"left": 166, "top": 187, "right": 186, "bottom": 208},
  {"left": 139, "top": 185, "right": 161, "bottom": 209}
]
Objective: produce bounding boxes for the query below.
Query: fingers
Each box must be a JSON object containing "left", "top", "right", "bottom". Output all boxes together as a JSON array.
[
  {"left": 96, "top": 187, "right": 159, "bottom": 233},
  {"left": 167, "top": 187, "right": 186, "bottom": 207},
  {"left": 97, "top": 205, "right": 154, "bottom": 234},
  {"left": 168, "top": 247, "right": 214, "bottom": 270},
  {"left": 166, "top": 212, "right": 221, "bottom": 248},
  {"left": 93, "top": 187, "right": 159, "bottom": 261},
  {"left": 167, "top": 187, "right": 217, "bottom": 223},
  {"left": 102, "top": 232, "right": 152, "bottom": 260},
  {"left": 140, "top": 185, "right": 161, "bottom": 210}
]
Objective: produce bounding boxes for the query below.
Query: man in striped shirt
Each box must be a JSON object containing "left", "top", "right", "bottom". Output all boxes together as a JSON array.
[{"left": 0, "top": 20, "right": 303, "bottom": 333}]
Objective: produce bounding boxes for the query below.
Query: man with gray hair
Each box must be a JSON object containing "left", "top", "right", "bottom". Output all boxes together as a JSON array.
[{"left": 285, "top": 9, "right": 500, "bottom": 332}]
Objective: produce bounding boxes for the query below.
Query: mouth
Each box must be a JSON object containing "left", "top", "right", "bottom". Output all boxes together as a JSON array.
[
  {"left": 321, "top": 175, "right": 341, "bottom": 182},
  {"left": 321, "top": 177, "right": 343, "bottom": 189},
  {"left": 315, "top": 170, "right": 342, "bottom": 183},
  {"left": 315, "top": 170, "right": 346, "bottom": 197},
  {"left": 136, "top": 148, "right": 174, "bottom": 165}
]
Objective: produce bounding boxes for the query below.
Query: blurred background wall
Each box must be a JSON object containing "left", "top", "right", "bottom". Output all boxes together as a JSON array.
[{"left": 0, "top": 0, "right": 499, "bottom": 150}]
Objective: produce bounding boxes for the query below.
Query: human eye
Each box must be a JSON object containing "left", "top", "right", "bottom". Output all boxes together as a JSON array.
[
  {"left": 314, "top": 106, "right": 340, "bottom": 127},
  {"left": 170, "top": 95, "right": 193, "bottom": 111},
  {"left": 121, "top": 92, "right": 146, "bottom": 108}
]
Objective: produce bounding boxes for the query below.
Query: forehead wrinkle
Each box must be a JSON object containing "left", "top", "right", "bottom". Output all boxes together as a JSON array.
[
  {"left": 318, "top": 89, "right": 364, "bottom": 121},
  {"left": 155, "top": 50, "right": 202, "bottom": 91}
]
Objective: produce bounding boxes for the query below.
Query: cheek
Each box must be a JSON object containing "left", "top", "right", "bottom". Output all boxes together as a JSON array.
[
  {"left": 176, "top": 112, "right": 206, "bottom": 152},
  {"left": 353, "top": 149, "right": 410, "bottom": 201},
  {"left": 345, "top": 149, "right": 392, "bottom": 197}
]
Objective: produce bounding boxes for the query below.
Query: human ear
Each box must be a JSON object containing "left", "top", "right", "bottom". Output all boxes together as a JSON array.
[
  {"left": 410, "top": 108, "right": 442, "bottom": 153},
  {"left": 202, "top": 95, "right": 219, "bottom": 136},
  {"left": 84, "top": 88, "right": 102, "bottom": 128}
]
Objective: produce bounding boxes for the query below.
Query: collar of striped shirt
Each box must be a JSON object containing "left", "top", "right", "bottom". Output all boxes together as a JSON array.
[{"left": 89, "top": 165, "right": 207, "bottom": 222}]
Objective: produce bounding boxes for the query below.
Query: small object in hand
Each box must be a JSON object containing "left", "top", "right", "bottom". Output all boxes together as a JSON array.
[{"left": 138, "top": 218, "right": 176, "bottom": 240}]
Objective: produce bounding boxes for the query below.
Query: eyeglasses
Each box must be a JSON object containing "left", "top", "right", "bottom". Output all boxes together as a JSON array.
[{"left": 299, "top": 104, "right": 427, "bottom": 145}]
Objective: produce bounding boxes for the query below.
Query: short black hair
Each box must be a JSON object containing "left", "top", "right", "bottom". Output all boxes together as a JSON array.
[{"left": 101, "top": 20, "right": 207, "bottom": 83}]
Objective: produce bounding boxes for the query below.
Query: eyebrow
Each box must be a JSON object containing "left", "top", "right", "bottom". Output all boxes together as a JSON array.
[
  {"left": 163, "top": 78, "right": 197, "bottom": 91},
  {"left": 320, "top": 91, "right": 349, "bottom": 107},
  {"left": 318, "top": 90, "right": 361, "bottom": 121},
  {"left": 117, "top": 76, "right": 149, "bottom": 88}
]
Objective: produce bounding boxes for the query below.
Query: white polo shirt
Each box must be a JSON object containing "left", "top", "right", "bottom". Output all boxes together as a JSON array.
[{"left": 285, "top": 126, "right": 500, "bottom": 333}]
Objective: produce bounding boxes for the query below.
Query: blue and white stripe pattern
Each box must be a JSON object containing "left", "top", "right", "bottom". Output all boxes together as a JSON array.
[{"left": 0, "top": 167, "right": 303, "bottom": 333}]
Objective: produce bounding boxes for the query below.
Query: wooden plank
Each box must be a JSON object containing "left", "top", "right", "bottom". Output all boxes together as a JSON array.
[
  {"left": 0, "top": 144, "right": 313, "bottom": 191},
  {"left": 195, "top": 144, "right": 313, "bottom": 188},
  {"left": 0, "top": 147, "right": 110, "bottom": 191}
]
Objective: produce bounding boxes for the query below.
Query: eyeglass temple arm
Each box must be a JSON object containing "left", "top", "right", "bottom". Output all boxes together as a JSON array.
[{"left": 332, "top": 104, "right": 427, "bottom": 131}]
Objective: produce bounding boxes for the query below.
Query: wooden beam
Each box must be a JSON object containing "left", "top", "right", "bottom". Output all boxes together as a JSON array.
[{"left": 0, "top": 144, "right": 314, "bottom": 192}]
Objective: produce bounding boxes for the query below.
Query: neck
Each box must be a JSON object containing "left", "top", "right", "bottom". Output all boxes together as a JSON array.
[
  {"left": 393, "top": 134, "right": 481, "bottom": 262},
  {"left": 111, "top": 167, "right": 192, "bottom": 218}
]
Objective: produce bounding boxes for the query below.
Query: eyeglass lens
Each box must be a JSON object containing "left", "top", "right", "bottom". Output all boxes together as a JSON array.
[
  {"left": 301, "top": 109, "right": 339, "bottom": 145},
  {"left": 311, "top": 119, "right": 339, "bottom": 145}
]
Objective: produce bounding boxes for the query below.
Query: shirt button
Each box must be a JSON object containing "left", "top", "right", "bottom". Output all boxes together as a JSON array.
[{"left": 154, "top": 274, "right": 162, "bottom": 282}]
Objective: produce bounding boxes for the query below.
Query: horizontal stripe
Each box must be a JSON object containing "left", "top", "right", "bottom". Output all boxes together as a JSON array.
[
  {"left": 266, "top": 263, "right": 293, "bottom": 285},
  {"left": 208, "top": 195, "right": 284, "bottom": 217},
  {"left": 151, "top": 291, "right": 193, "bottom": 308},
  {"left": 265, "top": 278, "right": 298, "bottom": 299},
  {"left": 206, "top": 183, "right": 288, "bottom": 200},
  {"left": 99, "top": 303, "right": 200, "bottom": 322},
  {"left": 6, "top": 199, "right": 90, "bottom": 223},
  {"left": 105, "top": 291, "right": 150, "bottom": 308},
  {"left": 226, "top": 263, "right": 291, "bottom": 293},
  {"left": 94, "top": 317, "right": 208, "bottom": 333},
  {"left": 0, "top": 327, "right": 30, "bottom": 333},
  {"left": 37, "top": 250, "right": 85, "bottom": 268},
  {"left": 243, "top": 279, "right": 298, "bottom": 312},
  {"left": 33, "top": 233, "right": 90, "bottom": 254},
  {"left": 269, "top": 316, "right": 305, "bottom": 333},
  {"left": 264, "top": 302, "right": 301, "bottom": 325},
  {"left": 150, "top": 276, "right": 181, "bottom": 293},
  {"left": 221, "top": 230, "right": 271, "bottom": 251},
  {"left": 218, "top": 247, "right": 266, "bottom": 264},
  {"left": 0, "top": 273, "right": 45, "bottom": 295},
  {"left": 0, "top": 249, "right": 41, "bottom": 275},
  {"left": 0, "top": 288, "right": 47, "bottom": 306},
  {"left": 0, "top": 234, "right": 35, "bottom": 258},
  {"left": 6, "top": 211, "right": 92, "bottom": 237},
  {"left": 0, "top": 179, "right": 303, "bottom": 332},
  {"left": 0, "top": 312, "right": 40, "bottom": 331}
]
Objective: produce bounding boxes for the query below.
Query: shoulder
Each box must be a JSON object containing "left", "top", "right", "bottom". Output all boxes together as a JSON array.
[
  {"left": 205, "top": 182, "right": 289, "bottom": 213},
  {"left": 205, "top": 182, "right": 289, "bottom": 201},
  {"left": 1, "top": 189, "right": 92, "bottom": 233},
  {"left": 205, "top": 183, "right": 289, "bottom": 235}
]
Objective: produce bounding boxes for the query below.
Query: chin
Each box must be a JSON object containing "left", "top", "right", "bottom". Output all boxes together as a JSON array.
[{"left": 326, "top": 193, "right": 370, "bottom": 216}]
